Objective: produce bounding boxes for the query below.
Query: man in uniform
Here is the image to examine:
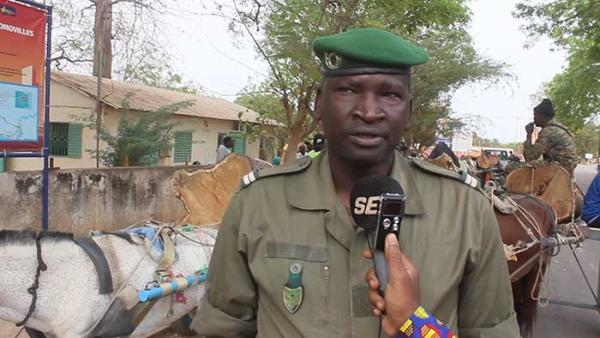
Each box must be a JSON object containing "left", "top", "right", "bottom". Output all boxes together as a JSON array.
[
  {"left": 191, "top": 28, "right": 518, "bottom": 337},
  {"left": 308, "top": 133, "right": 326, "bottom": 158},
  {"left": 506, "top": 98, "right": 578, "bottom": 173}
]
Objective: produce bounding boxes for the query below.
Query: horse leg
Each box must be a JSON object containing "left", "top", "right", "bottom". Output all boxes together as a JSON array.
[
  {"left": 519, "top": 258, "right": 548, "bottom": 338},
  {"left": 512, "top": 278, "right": 528, "bottom": 338}
]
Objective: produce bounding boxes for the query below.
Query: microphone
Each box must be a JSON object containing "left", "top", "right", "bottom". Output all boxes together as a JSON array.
[{"left": 350, "top": 176, "right": 406, "bottom": 294}]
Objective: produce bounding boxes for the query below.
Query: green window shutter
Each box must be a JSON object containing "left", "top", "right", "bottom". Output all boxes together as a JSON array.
[
  {"left": 173, "top": 131, "right": 193, "bottom": 163},
  {"left": 228, "top": 131, "right": 246, "bottom": 155},
  {"left": 67, "top": 123, "right": 82, "bottom": 158},
  {"left": 0, "top": 158, "right": 5, "bottom": 172}
]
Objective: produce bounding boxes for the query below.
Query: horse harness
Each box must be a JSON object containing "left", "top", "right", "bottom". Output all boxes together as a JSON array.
[
  {"left": 17, "top": 226, "right": 179, "bottom": 338},
  {"left": 16, "top": 232, "right": 48, "bottom": 327}
]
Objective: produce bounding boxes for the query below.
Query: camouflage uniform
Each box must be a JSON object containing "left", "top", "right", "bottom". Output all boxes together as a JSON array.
[{"left": 506, "top": 120, "right": 578, "bottom": 173}]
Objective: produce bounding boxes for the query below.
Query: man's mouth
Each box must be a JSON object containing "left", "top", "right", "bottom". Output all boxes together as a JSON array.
[{"left": 349, "top": 132, "right": 385, "bottom": 147}]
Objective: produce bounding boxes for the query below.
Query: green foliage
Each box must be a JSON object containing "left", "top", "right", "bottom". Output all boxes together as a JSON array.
[
  {"left": 514, "top": 0, "right": 599, "bottom": 129},
  {"left": 79, "top": 100, "right": 194, "bottom": 166},
  {"left": 574, "top": 123, "right": 600, "bottom": 157},
  {"left": 224, "top": 0, "right": 509, "bottom": 156},
  {"left": 49, "top": 0, "right": 202, "bottom": 93}
]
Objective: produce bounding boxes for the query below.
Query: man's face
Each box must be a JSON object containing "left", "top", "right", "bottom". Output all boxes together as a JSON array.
[
  {"left": 533, "top": 111, "right": 544, "bottom": 127},
  {"left": 315, "top": 73, "right": 411, "bottom": 165}
]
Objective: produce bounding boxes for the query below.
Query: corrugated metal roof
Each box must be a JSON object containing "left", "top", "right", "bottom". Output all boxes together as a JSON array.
[{"left": 52, "top": 71, "right": 263, "bottom": 123}]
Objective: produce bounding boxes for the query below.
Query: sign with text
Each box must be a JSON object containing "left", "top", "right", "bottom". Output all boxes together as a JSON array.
[{"left": 0, "top": 0, "right": 47, "bottom": 151}]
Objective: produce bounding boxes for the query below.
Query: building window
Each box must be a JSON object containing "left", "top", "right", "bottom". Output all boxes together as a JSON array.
[
  {"left": 228, "top": 131, "right": 246, "bottom": 155},
  {"left": 49, "top": 122, "right": 82, "bottom": 158},
  {"left": 173, "top": 131, "right": 193, "bottom": 163}
]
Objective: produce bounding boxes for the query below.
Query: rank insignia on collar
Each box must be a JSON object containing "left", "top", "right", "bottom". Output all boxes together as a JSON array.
[{"left": 283, "top": 263, "right": 304, "bottom": 314}]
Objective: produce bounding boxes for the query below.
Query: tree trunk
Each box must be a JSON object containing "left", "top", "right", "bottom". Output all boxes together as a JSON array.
[
  {"left": 283, "top": 129, "right": 303, "bottom": 165},
  {"left": 93, "top": 0, "right": 112, "bottom": 79}
]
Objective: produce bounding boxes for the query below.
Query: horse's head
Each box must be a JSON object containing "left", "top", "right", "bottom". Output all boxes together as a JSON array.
[
  {"left": 476, "top": 153, "right": 499, "bottom": 169},
  {"left": 427, "top": 153, "right": 458, "bottom": 172}
]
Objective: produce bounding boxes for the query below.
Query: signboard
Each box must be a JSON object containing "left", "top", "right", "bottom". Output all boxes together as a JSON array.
[
  {"left": 0, "top": 0, "right": 47, "bottom": 151},
  {"left": 452, "top": 133, "right": 473, "bottom": 152},
  {"left": 585, "top": 153, "right": 593, "bottom": 160}
]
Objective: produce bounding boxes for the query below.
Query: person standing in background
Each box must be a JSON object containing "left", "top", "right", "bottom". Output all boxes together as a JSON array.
[
  {"left": 216, "top": 136, "right": 234, "bottom": 162},
  {"left": 308, "top": 133, "right": 326, "bottom": 158}
]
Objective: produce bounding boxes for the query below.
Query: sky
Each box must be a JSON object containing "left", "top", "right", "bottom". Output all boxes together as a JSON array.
[{"left": 167, "top": 0, "right": 566, "bottom": 144}]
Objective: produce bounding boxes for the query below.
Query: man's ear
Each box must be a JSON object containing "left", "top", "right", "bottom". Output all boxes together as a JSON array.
[
  {"left": 314, "top": 87, "right": 323, "bottom": 121},
  {"left": 405, "top": 97, "right": 413, "bottom": 131}
]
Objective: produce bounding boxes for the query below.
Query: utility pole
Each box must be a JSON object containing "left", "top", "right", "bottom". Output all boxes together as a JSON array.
[{"left": 93, "top": 0, "right": 112, "bottom": 168}]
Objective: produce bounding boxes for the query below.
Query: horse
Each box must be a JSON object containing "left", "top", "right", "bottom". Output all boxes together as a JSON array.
[
  {"left": 492, "top": 192, "right": 556, "bottom": 338},
  {"left": 0, "top": 225, "right": 216, "bottom": 338},
  {"left": 427, "top": 144, "right": 556, "bottom": 338}
]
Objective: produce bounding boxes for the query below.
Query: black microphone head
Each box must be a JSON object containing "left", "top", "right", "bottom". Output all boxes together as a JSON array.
[{"left": 350, "top": 176, "right": 404, "bottom": 231}]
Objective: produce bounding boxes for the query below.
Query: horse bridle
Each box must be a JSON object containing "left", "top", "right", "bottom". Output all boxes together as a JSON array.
[{"left": 16, "top": 232, "right": 48, "bottom": 327}]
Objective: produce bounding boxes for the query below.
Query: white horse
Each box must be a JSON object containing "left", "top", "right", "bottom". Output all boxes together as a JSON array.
[{"left": 0, "top": 225, "right": 216, "bottom": 338}]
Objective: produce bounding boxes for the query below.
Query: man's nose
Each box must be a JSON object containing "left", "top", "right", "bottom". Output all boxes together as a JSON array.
[{"left": 354, "top": 93, "right": 383, "bottom": 122}]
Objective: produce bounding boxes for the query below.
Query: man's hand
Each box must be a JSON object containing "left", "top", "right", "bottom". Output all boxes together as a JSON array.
[
  {"left": 525, "top": 122, "right": 535, "bottom": 135},
  {"left": 363, "top": 234, "right": 420, "bottom": 337}
]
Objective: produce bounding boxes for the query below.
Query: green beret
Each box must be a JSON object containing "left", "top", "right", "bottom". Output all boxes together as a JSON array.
[{"left": 313, "top": 28, "right": 429, "bottom": 77}]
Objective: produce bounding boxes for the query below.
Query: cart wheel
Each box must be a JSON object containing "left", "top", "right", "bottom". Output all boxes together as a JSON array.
[{"left": 170, "top": 313, "right": 197, "bottom": 336}]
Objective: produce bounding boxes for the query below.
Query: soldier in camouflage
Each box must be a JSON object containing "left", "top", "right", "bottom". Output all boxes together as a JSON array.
[{"left": 506, "top": 99, "right": 578, "bottom": 173}]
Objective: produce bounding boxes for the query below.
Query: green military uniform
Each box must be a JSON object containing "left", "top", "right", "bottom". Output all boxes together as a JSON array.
[
  {"left": 191, "top": 151, "right": 519, "bottom": 337},
  {"left": 506, "top": 119, "right": 578, "bottom": 173},
  {"left": 523, "top": 120, "right": 578, "bottom": 171}
]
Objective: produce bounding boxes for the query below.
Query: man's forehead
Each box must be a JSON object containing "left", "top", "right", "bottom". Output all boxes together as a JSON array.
[{"left": 323, "top": 73, "right": 410, "bottom": 87}]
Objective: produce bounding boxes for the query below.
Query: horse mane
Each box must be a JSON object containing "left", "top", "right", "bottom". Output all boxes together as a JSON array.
[{"left": 0, "top": 229, "right": 74, "bottom": 246}]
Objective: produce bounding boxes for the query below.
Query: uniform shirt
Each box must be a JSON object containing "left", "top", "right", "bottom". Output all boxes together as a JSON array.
[
  {"left": 523, "top": 120, "right": 577, "bottom": 171},
  {"left": 191, "top": 151, "right": 519, "bottom": 338},
  {"left": 217, "top": 145, "right": 232, "bottom": 162}
]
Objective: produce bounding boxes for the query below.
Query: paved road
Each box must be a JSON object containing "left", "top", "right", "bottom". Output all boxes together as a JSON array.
[{"left": 535, "top": 164, "right": 600, "bottom": 338}]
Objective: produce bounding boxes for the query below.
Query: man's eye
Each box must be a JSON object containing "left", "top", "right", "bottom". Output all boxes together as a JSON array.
[
  {"left": 337, "top": 87, "right": 355, "bottom": 94},
  {"left": 383, "top": 92, "right": 402, "bottom": 99}
]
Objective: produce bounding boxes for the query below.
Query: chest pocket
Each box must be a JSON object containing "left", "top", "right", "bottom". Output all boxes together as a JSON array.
[{"left": 261, "top": 241, "right": 330, "bottom": 319}]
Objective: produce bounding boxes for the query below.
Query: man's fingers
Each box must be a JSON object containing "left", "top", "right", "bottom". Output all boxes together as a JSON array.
[
  {"left": 362, "top": 249, "right": 373, "bottom": 259},
  {"left": 368, "top": 289, "right": 385, "bottom": 312},
  {"left": 385, "top": 234, "right": 419, "bottom": 287},
  {"left": 364, "top": 268, "right": 380, "bottom": 290},
  {"left": 399, "top": 251, "right": 420, "bottom": 283}
]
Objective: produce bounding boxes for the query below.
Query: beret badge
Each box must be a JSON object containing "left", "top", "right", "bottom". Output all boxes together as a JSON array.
[{"left": 324, "top": 52, "right": 342, "bottom": 70}]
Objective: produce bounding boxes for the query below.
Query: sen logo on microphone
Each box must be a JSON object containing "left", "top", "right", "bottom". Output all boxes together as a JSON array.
[{"left": 353, "top": 196, "right": 381, "bottom": 216}]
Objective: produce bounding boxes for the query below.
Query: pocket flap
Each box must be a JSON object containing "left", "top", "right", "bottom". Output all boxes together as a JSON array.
[{"left": 266, "top": 241, "right": 328, "bottom": 262}]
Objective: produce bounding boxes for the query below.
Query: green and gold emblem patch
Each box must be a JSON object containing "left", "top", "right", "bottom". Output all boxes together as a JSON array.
[{"left": 282, "top": 285, "right": 304, "bottom": 314}]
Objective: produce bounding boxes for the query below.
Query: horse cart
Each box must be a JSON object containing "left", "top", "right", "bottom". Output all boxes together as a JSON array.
[{"left": 434, "top": 147, "right": 598, "bottom": 338}]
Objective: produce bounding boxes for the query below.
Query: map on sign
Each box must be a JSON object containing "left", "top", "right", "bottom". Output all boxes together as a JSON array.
[{"left": 0, "top": 82, "right": 39, "bottom": 142}]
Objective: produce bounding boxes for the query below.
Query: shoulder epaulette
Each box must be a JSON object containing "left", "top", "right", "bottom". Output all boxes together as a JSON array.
[
  {"left": 408, "top": 157, "right": 481, "bottom": 190},
  {"left": 240, "top": 156, "right": 312, "bottom": 189}
]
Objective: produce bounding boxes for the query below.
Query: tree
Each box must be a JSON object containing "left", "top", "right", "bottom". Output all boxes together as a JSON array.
[
  {"left": 574, "top": 123, "right": 600, "bottom": 157},
  {"left": 220, "top": 0, "right": 509, "bottom": 163},
  {"left": 49, "top": 0, "right": 201, "bottom": 93},
  {"left": 78, "top": 100, "right": 194, "bottom": 166},
  {"left": 514, "top": 0, "right": 599, "bottom": 129}
]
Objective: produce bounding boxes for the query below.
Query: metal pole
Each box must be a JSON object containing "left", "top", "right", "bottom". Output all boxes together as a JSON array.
[
  {"left": 95, "top": 2, "right": 105, "bottom": 168},
  {"left": 42, "top": 5, "right": 52, "bottom": 230}
]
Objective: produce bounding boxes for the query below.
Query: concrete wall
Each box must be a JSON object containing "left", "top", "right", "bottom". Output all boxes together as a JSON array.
[{"left": 0, "top": 166, "right": 194, "bottom": 235}]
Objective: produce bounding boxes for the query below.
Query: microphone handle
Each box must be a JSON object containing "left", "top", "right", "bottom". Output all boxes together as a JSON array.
[{"left": 374, "top": 250, "right": 389, "bottom": 294}]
